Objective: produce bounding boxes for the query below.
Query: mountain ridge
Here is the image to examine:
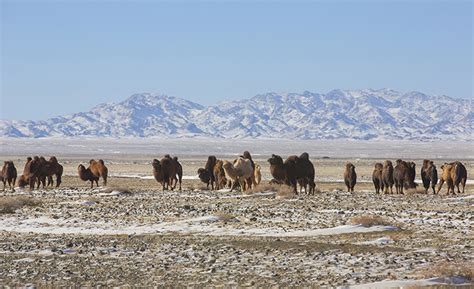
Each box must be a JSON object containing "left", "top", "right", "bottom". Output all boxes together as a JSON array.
[{"left": 1, "top": 89, "right": 472, "bottom": 140}]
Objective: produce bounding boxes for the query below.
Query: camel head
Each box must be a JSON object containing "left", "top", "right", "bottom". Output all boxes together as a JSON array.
[
  {"left": 152, "top": 159, "right": 161, "bottom": 171},
  {"left": 268, "top": 154, "right": 284, "bottom": 165}
]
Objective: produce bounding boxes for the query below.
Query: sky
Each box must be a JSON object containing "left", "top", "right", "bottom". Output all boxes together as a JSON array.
[{"left": 1, "top": 0, "right": 472, "bottom": 120}]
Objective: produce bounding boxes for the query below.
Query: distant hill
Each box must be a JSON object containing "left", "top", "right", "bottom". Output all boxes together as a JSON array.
[{"left": 1, "top": 89, "right": 472, "bottom": 140}]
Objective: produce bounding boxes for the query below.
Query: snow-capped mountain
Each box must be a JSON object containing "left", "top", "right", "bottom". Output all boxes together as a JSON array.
[{"left": 1, "top": 89, "right": 472, "bottom": 140}]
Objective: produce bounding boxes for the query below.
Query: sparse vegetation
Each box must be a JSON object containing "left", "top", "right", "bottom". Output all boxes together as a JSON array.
[
  {"left": 349, "top": 215, "right": 394, "bottom": 227},
  {"left": 247, "top": 183, "right": 280, "bottom": 193},
  {"left": 0, "top": 196, "right": 41, "bottom": 214},
  {"left": 214, "top": 212, "right": 237, "bottom": 222},
  {"left": 245, "top": 183, "right": 296, "bottom": 198},
  {"left": 275, "top": 185, "right": 296, "bottom": 199},
  {"left": 102, "top": 187, "right": 133, "bottom": 195},
  {"left": 404, "top": 186, "right": 428, "bottom": 195},
  {"left": 418, "top": 261, "right": 474, "bottom": 282}
]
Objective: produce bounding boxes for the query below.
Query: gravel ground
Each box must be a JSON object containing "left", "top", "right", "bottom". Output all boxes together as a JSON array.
[{"left": 0, "top": 178, "right": 472, "bottom": 287}]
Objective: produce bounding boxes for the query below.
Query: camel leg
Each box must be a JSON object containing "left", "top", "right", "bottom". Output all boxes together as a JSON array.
[
  {"left": 56, "top": 174, "right": 61, "bottom": 187},
  {"left": 461, "top": 179, "right": 466, "bottom": 194},
  {"left": 309, "top": 180, "right": 315, "bottom": 195},
  {"left": 29, "top": 178, "right": 34, "bottom": 190},
  {"left": 172, "top": 176, "right": 177, "bottom": 190},
  {"left": 447, "top": 180, "right": 454, "bottom": 195},
  {"left": 252, "top": 176, "right": 258, "bottom": 190},
  {"left": 437, "top": 179, "right": 444, "bottom": 194},
  {"left": 237, "top": 179, "right": 244, "bottom": 192}
]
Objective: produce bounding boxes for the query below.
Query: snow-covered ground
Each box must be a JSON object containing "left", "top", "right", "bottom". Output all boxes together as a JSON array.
[
  {"left": 1, "top": 137, "right": 473, "bottom": 159},
  {"left": 0, "top": 186, "right": 472, "bottom": 287}
]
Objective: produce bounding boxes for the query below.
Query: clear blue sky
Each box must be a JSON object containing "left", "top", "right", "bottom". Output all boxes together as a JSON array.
[{"left": 1, "top": 0, "right": 472, "bottom": 120}]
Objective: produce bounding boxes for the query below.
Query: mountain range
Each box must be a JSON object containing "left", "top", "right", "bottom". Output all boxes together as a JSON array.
[{"left": 1, "top": 89, "right": 472, "bottom": 140}]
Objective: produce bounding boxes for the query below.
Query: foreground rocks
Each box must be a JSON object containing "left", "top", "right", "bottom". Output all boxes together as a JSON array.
[{"left": 0, "top": 186, "right": 472, "bottom": 287}]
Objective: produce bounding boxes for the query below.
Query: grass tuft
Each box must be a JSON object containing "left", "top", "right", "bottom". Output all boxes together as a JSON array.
[
  {"left": 418, "top": 261, "right": 474, "bottom": 281},
  {"left": 349, "top": 215, "right": 394, "bottom": 227},
  {"left": 0, "top": 196, "right": 42, "bottom": 214},
  {"left": 103, "top": 187, "right": 133, "bottom": 195}
]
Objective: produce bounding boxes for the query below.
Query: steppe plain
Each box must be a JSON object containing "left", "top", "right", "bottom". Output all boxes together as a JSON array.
[{"left": 0, "top": 138, "right": 472, "bottom": 287}]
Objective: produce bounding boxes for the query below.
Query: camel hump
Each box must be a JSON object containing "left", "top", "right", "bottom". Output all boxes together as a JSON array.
[
  {"left": 173, "top": 156, "right": 178, "bottom": 162},
  {"left": 98, "top": 159, "right": 105, "bottom": 166},
  {"left": 299, "top": 152, "right": 309, "bottom": 160}
]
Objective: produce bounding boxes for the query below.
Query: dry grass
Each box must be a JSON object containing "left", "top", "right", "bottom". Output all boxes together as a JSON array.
[
  {"left": 0, "top": 196, "right": 41, "bottom": 214},
  {"left": 275, "top": 185, "right": 296, "bottom": 199},
  {"left": 404, "top": 186, "right": 428, "bottom": 195},
  {"left": 348, "top": 215, "right": 394, "bottom": 227},
  {"left": 189, "top": 183, "right": 210, "bottom": 191},
  {"left": 418, "top": 261, "right": 474, "bottom": 281},
  {"left": 213, "top": 212, "right": 238, "bottom": 222},
  {"left": 246, "top": 182, "right": 296, "bottom": 199},
  {"left": 247, "top": 183, "right": 280, "bottom": 193},
  {"left": 102, "top": 187, "right": 134, "bottom": 195}
]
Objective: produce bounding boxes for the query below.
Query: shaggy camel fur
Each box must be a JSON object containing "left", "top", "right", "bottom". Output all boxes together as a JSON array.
[
  {"left": 197, "top": 168, "right": 211, "bottom": 189},
  {"left": 222, "top": 158, "right": 254, "bottom": 192},
  {"left": 44, "top": 156, "right": 64, "bottom": 188},
  {"left": 344, "top": 162, "right": 357, "bottom": 192},
  {"left": 254, "top": 164, "right": 262, "bottom": 186},
  {"left": 393, "top": 160, "right": 416, "bottom": 194},
  {"left": 153, "top": 158, "right": 176, "bottom": 191},
  {"left": 164, "top": 155, "right": 183, "bottom": 190},
  {"left": 17, "top": 157, "right": 32, "bottom": 188},
  {"left": 1, "top": 161, "right": 17, "bottom": 190},
  {"left": 421, "top": 160, "right": 438, "bottom": 194},
  {"left": 204, "top": 156, "right": 217, "bottom": 190},
  {"left": 78, "top": 159, "right": 108, "bottom": 188},
  {"left": 438, "top": 161, "right": 467, "bottom": 194},
  {"left": 213, "top": 160, "right": 227, "bottom": 190},
  {"left": 382, "top": 160, "right": 394, "bottom": 194},
  {"left": 372, "top": 163, "right": 383, "bottom": 194}
]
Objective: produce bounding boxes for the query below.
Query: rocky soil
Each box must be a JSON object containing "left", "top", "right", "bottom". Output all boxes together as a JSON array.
[{"left": 0, "top": 181, "right": 472, "bottom": 287}]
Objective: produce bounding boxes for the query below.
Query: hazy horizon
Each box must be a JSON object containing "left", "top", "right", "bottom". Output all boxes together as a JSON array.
[{"left": 1, "top": 0, "right": 472, "bottom": 120}]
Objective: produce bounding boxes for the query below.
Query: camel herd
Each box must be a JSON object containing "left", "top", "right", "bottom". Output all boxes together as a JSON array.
[
  {"left": 0, "top": 153, "right": 469, "bottom": 195},
  {"left": 364, "top": 159, "right": 466, "bottom": 195}
]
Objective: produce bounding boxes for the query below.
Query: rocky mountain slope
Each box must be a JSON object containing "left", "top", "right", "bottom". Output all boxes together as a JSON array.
[{"left": 1, "top": 89, "right": 471, "bottom": 140}]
